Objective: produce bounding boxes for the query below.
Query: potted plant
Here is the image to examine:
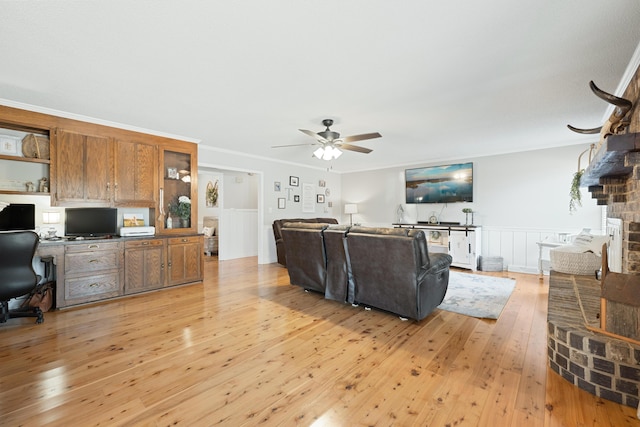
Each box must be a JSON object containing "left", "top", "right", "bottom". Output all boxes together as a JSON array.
[
  {"left": 462, "top": 207, "right": 474, "bottom": 225},
  {"left": 170, "top": 196, "right": 191, "bottom": 228}
]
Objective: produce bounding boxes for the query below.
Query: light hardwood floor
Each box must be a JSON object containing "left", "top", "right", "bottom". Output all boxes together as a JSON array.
[{"left": 1, "top": 257, "right": 639, "bottom": 426}]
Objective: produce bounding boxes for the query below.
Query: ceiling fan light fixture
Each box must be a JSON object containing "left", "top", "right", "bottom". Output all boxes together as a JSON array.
[{"left": 314, "top": 145, "right": 342, "bottom": 160}]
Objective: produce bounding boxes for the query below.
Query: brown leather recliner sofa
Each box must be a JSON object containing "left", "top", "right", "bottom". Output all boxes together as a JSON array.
[
  {"left": 280, "top": 223, "right": 452, "bottom": 321},
  {"left": 345, "top": 226, "right": 452, "bottom": 321},
  {"left": 273, "top": 218, "right": 338, "bottom": 266}
]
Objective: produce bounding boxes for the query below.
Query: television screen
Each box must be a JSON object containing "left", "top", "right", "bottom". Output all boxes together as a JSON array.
[
  {"left": 65, "top": 207, "right": 118, "bottom": 237},
  {"left": 405, "top": 162, "right": 473, "bottom": 204},
  {"left": 0, "top": 204, "right": 35, "bottom": 231}
]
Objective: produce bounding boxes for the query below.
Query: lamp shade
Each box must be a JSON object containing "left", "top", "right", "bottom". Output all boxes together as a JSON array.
[{"left": 344, "top": 204, "right": 358, "bottom": 214}]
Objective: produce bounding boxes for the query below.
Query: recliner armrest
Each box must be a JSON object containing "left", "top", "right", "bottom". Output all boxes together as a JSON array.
[{"left": 421, "top": 253, "right": 452, "bottom": 276}]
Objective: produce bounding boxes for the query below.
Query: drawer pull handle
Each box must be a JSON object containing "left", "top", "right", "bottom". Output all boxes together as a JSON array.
[
  {"left": 182, "top": 238, "right": 188, "bottom": 242},
  {"left": 89, "top": 259, "right": 99, "bottom": 263},
  {"left": 142, "top": 242, "right": 150, "bottom": 245},
  {"left": 89, "top": 244, "right": 99, "bottom": 249},
  {"left": 89, "top": 283, "right": 99, "bottom": 288}
]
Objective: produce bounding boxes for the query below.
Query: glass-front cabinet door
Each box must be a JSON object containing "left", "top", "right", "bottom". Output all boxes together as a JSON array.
[{"left": 157, "top": 144, "right": 197, "bottom": 234}]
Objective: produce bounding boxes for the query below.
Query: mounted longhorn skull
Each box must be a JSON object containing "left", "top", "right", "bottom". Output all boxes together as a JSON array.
[{"left": 567, "top": 81, "right": 633, "bottom": 147}]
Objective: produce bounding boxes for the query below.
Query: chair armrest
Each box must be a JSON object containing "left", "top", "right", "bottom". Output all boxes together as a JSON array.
[{"left": 419, "top": 253, "right": 452, "bottom": 281}]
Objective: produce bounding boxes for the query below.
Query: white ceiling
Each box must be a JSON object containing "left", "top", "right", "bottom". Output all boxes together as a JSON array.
[{"left": 1, "top": 1, "right": 640, "bottom": 173}]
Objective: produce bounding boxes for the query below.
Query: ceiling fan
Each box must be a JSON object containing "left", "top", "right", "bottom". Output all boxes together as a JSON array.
[{"left": 272, "top": 119, "right": 382, "bottom": 160}]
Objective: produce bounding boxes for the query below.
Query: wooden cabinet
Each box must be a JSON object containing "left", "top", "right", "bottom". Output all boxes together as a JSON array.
[
  {"left": 62, "top": 241, "right": 124, "bottom": 307},
  {"left": 167, "top": 236, "right": 203, "bottom": 286},
  {"left": 124, "top": 238, "right": 166, "bottom": 294},
  {"left": 158, "top": 145, "right": 198, "bottom": 234},
  {"left": 51, "top": 129, "right": 113, "bottom": 206},
  {"left": 37, "top": 236, "right": 202, "bottom": 309},
  {"left": 114, "top": 138, "right": 157, "bottom": 207}
]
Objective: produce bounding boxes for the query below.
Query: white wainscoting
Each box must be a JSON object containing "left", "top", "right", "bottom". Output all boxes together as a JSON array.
[
  {"left": 481, "top": 226, "right": 585, "bottom": 275},
  {"left": 219, "top": 208, "right": 258, "bottom": 260}
]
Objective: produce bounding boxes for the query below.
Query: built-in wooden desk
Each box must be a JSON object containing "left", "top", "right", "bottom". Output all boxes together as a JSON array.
[{"left": 36, "top": 234, "right": 203, "bottom": 309}]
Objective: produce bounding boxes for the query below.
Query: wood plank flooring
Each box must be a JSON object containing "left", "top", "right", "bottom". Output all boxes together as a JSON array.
[{"left": 1, "top": 257, "right": 639, "bottom": 426}]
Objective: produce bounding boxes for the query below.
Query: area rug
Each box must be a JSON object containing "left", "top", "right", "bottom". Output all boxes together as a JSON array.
[{"left": 437, "top": 271, "right": 516, "bottom": 320}]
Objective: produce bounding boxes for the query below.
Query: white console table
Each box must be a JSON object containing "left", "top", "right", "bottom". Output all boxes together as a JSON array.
[
  {"left": 394, "top": 223, "right": 481, "bottom": 271},
  {"left": 536, "top": 240, "right": 564, "bottom": 279}
]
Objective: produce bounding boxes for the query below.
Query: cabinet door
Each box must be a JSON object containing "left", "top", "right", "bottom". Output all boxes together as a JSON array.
[
  {"left": 449, "top": 230, "right": 471, "bottom": 266},
  {"left": 124, "top": 240, "right": 166, "bottom": 294},
  {"left": 158, "top": 144, "right": 197, "bottom": 234},
  {"left": 52, "top": 129, "right": 112, "bottom": 205},
  {"left": 114, "top": 139, "right": 157, "bottom": 207},
  {"left": 167, "top": 236, "right": 202, "bottom": 286}
]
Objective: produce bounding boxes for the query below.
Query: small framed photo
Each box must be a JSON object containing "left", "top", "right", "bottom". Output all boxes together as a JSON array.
[
  {"left": 0, "top": 136, "right": 18, "bottom": 155},
  {"left": 318, "top": 179, "right": 326, "bottom": 187},
  {"left": 289, "top": 176, "right": 299, "bottom": 187},
  {"left": 123, "top": 213, "right": 145, "bottom": 227},
  {"left": 317, "top": 194, "right": 325, "bottom": 203},
  {"left": 278, "top": 198, "right": 286, "bottom": 209},
  {"left": 167, "top": 167, "right": 178, "bottom": 179},
  {"left": 328, "top": 201, "right": 333, "bottom": 207},
  {"left": 274, "top": 181, "right": 281, "bottom": 192},
  {"left": 294, "top": 195, "right": 300, "bottom": 202}
]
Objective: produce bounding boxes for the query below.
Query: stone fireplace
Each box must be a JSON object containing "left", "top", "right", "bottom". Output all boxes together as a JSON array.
[
  {"left": 582, "top": 61, "right": 640, "bottom": 274},
  {"left": 547, "top": 272, "right": 640, "bottom": 408},
  {"left": 547, "top": 61, "right": 640, "bottom": 410}
]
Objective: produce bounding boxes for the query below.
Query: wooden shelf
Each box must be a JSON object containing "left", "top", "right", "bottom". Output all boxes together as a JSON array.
[
  {"left": 580, "top": 132, "right": 640, "bottom": 187},
  {"left": 0, "top": 190, "right": 50, "bottom": 196},
  {"left": 0, "top": 154, "right": 50, "bottom": 164}
]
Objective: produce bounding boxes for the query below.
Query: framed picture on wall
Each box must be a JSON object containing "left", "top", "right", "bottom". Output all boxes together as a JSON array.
[
  {"left": 289, "top": 176, "right": 299, "bottom": 186},
  {"left": 294, "top": 195, "right": 300, "bottom": 202},
  {"left": 278, "top": 198, "right": 286, "bottom": 209},
  {"left": 317, "top": 194, "right": 325, "bottom": 203}
]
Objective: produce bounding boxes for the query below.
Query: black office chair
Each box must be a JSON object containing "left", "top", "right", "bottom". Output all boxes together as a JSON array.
[{"left": 0, "top": 231, "right": 43, "bottom": 324}]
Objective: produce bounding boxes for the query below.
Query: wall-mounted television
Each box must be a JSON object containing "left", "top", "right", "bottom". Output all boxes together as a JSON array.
[
  {"left": 0, "top": 203, "right": 35, "bottom": 231},
  {"left": 65, "top": 207, "right": 118, "bottom": 237},
  {"left": 405, "top": 162, "right": 473, "bottom": 204}
]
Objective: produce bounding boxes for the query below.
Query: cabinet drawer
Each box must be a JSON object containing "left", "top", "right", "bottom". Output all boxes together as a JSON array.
[
  {"left": 168, "top": 236, "right": 201, "bottom": 245},
  {"left": 65, "top": 241, "right": 121, "bottom": 253},
  {"left": 65, "top": 250, "right": 120, "bottom": 274},
  {"left": 65, "top": 272, "right": 121, "bottom": 302},
  {"left": 125, "top": 239, "right": 164, "bottom": 249}
]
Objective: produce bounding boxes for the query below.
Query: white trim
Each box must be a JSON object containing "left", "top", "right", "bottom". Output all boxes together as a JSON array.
[{"left": 602, "top": 39, "right": 640, "bottom": 122}]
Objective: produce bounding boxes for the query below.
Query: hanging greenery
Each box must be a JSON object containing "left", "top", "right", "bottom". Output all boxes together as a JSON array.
[
  {"left": 569, "top": 144, "right": 595, "bottom": 214},
  {"left": 569, "top": 169, "right": 584, "bottom": 213}
]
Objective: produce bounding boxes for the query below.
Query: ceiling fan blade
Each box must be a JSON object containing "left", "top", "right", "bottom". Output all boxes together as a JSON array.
[
  {"left": 299, "top": 129, "right": 329, "bottom": 143},
  {"left": 271, "top": 143, "right": 317, "bottom": 148},
  {"left": 340, "top": 132, "right": 381, "bottom": 143},
  {"left": 338, "top": 143, "right": 373, "bottom": 154}
]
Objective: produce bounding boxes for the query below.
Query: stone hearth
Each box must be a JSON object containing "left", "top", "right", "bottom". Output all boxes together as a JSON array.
[{"left": 547, "top": 271, "right": 640, "bottom": 408}]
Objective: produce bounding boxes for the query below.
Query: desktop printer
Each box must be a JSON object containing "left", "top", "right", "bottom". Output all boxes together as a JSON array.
[{"left": 120, "top": 226, "right": 155, "bottom": 237}]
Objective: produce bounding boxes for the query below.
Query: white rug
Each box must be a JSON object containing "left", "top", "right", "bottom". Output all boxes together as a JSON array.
[{"left": 437, "top": 271, "right": 516, "bottom": 320}]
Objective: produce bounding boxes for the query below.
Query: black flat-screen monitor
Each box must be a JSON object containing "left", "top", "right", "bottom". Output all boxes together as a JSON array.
[
  {"left": 65, "top": 207, "right": 118, "bottom": 237},
  {"left": 0, "top": 203, "right": 35, "bottom": 231},
  {"left": 405, "top": 162, "right": 473, "bottom": 204}
]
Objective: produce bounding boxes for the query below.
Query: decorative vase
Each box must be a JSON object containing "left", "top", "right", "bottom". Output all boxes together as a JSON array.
[
  {"left": 166, "top": 216, "right": 172, "bottom": 229},
  {"left": 181, "top": 218, "right": 190, "bottom": 228}
]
